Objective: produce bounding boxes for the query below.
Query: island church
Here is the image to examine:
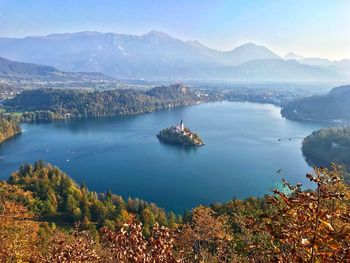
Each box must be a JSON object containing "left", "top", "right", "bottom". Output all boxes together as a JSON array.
[{"left": 174, "top": 120, "right": 185, "bottom": 133}]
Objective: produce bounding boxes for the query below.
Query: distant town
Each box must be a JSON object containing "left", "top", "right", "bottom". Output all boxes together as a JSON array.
[{"left": 0, "top": 77, "right": 328, "bottom": 107}]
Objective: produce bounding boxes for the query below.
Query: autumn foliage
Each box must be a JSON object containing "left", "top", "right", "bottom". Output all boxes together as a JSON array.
[
  {"left": 0, "top": 200, "right": 40, "bottom": 262},
  {"left": 175, "top": 206, "right": 236, "bottom": 262},
  {"left": 42, "top": 224, "right": 100, "bottom": 263},
  {"left": 101, "top": 222, "right": 177, "bottom": 262},
  {"left": 265, "top": 165, "right": 350, "bottom": 262},
  {"left": 0, "top": 164, "right": 349, "bottom": 262}
]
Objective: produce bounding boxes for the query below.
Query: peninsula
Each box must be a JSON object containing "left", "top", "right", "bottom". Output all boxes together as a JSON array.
[{"left": 157, "top": 120, "right": 204, "bottom": 146}]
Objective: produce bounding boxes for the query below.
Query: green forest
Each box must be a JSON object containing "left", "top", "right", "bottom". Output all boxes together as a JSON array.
[
  {"left": 302, "top": 126, "right": 350, "bottom": 183},
  {"left": 281, "top": 85, "right": 350, "bottom": 122},
  {"left": 1, "top": 161, "right": 349, "bottom": 262},
  {"left": 3, "top": 84, "right": 204, "bottom": 121},
  {"left": 5, "top": 161, "right": 181, "bottom": 236}
]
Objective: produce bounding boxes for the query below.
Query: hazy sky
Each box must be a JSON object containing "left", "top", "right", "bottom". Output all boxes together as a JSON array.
[{"left": 0, "top": 0, "right": 349, "bottom": 59}]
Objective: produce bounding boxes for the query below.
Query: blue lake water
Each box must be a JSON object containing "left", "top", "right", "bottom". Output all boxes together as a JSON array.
[{"left": 0, "top": 101, "right": 324, "bottom": 213}]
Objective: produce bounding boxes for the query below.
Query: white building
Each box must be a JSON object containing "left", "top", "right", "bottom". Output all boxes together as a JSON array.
[
  {"left": 172, "top": 120, "right": 185, "bottom": 133},
  {"left": 180, "top": 120, "right": 184, "bottom": 131}
]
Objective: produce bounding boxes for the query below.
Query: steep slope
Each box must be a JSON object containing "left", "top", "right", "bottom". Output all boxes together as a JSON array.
[
  {"left": 0, "top": 56, "right": 112, "bottom": 80},
  {"left": 222, "top": 43, "right": 280, "bottom": 65},
  {"left": 0, "top": 114, "right": 21, "bottom": 143},
  {"left": 284, "top": 52, "right": 304, "bottom": 60},
  {"left": 281, "top": 85, "right": 350, "bottom": 122},
  {"left": 284, "top": 54, "right": 350, "bottom": 79},
  {"left": 0, "top": 31, "right": 217, "bottom": 79},
  {"left": 187, "top": 41, "right": 280, "bottom": 66},
  {"left": 0, "top": 57, "right": 58, "bottom": 77},
  {"left": 302, "top": 126, "right": 350, "bottom": 177},
  {"left": 0, "top": 31, "right": 346, "bottom": 81}
]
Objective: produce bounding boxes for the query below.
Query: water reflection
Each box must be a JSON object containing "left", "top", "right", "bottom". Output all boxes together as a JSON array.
[{"left": 0, "top": 101, "right": 326, "bottom": 213}]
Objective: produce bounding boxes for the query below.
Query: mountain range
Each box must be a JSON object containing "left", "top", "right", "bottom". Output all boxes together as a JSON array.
[
  {"left": 283, "top": 52, "right": 350, "bottom": 79},
  {"left": 0, "top": 30, "right": 348, "bottom": 81},
  {"left": 0, "top": 56, "right": 112, "bottom": 81}
]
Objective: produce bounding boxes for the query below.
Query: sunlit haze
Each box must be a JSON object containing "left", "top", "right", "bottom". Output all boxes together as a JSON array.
[
  {"left": 1, "top": 1, "right": 350, "bottom": 261},
  {"left": 0, "top": 0, "right": 349, "bottom": 59}
]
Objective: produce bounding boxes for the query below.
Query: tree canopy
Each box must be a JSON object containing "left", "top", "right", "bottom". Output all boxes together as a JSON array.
[
  {"left": 1, "top": 161, "right": 349, "bottom": 262},
  {"left": 4, "top": 84, "right": 203, "bottom": 121},
  {"left": 302, "top": 126, "right": 350, "bottom": 183}
]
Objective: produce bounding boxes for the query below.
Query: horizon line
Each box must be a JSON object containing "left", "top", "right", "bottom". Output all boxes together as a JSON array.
[{"left": 0, "top": 29, "right": 348, "bottom": 61}]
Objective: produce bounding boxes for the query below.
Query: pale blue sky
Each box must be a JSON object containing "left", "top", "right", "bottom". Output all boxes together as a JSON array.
[{"left": 0, "top": 0, "right": 349, "bottom": 59}]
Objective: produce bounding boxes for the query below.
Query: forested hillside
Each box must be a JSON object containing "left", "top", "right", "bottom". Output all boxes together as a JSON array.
[
  {"left": 5, "top": 161, "right": 180, "bottom": 233},
  {"left": 281, "top": 85, "right": 350, "bottom": 122},
  {"left": 4, "top": 84, "right": 203, "bottom": 121},
  {"left": 0, "top": 113, "right": 21, "bottom": 143},
  {"left": 0, "top": 56, "right": 112, "bottom": 81},
  {"left": 1, "top": 161, "right": 349, "bottom": 262},
  {"left": 302, "top": 126, "right": 350, "bottom": 182}
]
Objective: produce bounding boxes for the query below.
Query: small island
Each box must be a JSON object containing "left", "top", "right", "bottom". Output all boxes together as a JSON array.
[{"left": 157, "top": 120, "right": 204, "bottom": 147}]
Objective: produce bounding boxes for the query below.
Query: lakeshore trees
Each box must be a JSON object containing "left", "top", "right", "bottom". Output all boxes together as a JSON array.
[
  {"left": 0, "top": 113, "right": 21, "bottom": 143},
  {"left": 302, "top": 126, "right": 350, "bottom": 183},
  {"left": 4, "top": 84, "right": 203, "bottom": 121},
  {"left": 0, "top": 162, "right": 349, "bottom": 262}
]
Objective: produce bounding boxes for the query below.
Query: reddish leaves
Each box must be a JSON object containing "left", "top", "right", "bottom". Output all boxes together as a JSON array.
[{"left": 101, "top": 222, "right": 178, "bottom": 262}]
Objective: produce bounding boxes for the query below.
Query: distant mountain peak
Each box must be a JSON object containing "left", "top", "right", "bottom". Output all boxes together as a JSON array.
[
  {"left": 223, "top": 42, "right": 280, "bottom": 65},
  {"left": 237, "top": 42, "right": 260, "bottom": 47},
  {"left": 284, "top": 52, "right": 304, "bottom": 60},
  {"left": 0, "top": 31, "right": 347, "bottom": 81},
  {"left": 143, "top": 30, "right": 173, "bottom": 39},
  {"left": 232, "top": 42, "right": 270, "bottom": 50},
  {"left": 230, "top": 42, "right": 279, "bottom": 55}
]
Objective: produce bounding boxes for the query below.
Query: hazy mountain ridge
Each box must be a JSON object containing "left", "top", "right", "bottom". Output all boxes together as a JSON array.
[
  {"left": 284, "top": 52, "right": 304, "bottom": 60},
  {"left": 284, "top": 51, "right": 350, "bottom": 78},
  {"left": 216, "top": 59, "right": 343, "bottom": 81},
  {"left": 0, "top": 56, "right": 113, "bottom": 80},
  {"left": 0, "top": 31, "right": 348, "bottom": 81}
]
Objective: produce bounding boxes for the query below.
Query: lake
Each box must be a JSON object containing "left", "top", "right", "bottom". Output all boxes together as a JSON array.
[{"left": 0, "top": 101, "right": 324, "bottom": 213}]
